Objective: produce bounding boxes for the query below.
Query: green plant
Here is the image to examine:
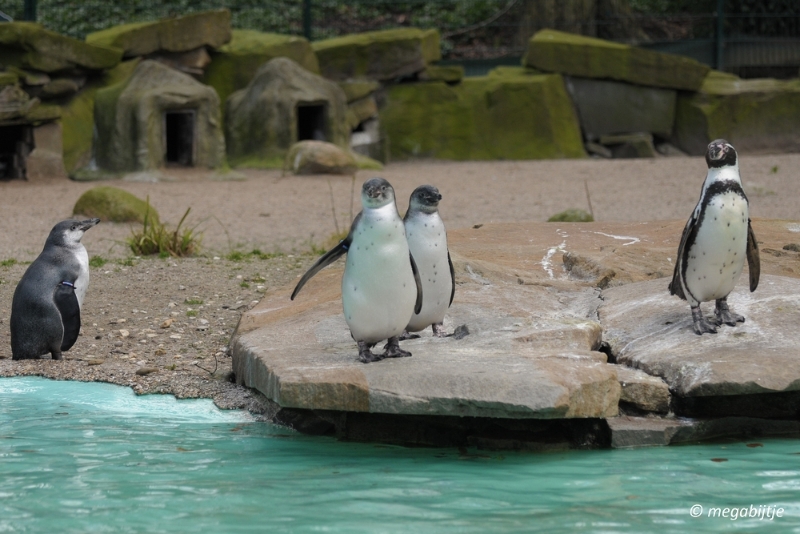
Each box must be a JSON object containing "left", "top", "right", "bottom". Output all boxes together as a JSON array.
[
  {"left": 227, "top": 251, "right": 246, "bottom": 262},
  {"left": 127, "top": 198, "right": 201, "bottom": 257},
  {"left": 186, "top": 310, "right": 199, "bottom": 317},
  {"left": 117, "top": 257, "right": 137, "bottom": 267},
  {"left": 184, "top": 298, "right": 204, "bottom": 305},
  {"left": 0, "top": 258, "right": 17, "bottom": 267},
  {"left": 240, "top": 281, "right": 250, "bottom": 289},
  {"left": 89, "top": 256, "right": 108, "bottom": 268}
]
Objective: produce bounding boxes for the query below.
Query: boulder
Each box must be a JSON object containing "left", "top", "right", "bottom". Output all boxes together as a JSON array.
[
  {"left": 523, "top": 29, "right": 710, "bottom": 91},
  {"left": 26, "top": 122, "right": 67, "bottom": 180},
  {"left": 346, "top": 95, "right": 377, "bottom": 130},
  {"left": 225, "top": 57, "right": 349, "bottom": 168},
  {"left": 419, "top": 64, "right": 464, "bottom": 84},
  {"left": 73, "top": 186, "right": 158, "bottom": 223},
  {"left": 312, "top": 28, "right": 440, "bottom": 81},
  {"left": 86, "top": 9, "right": 231, "bottom": 57},
  {"left": 0, "top": 22, "right": 121, "bottom": 72},
  {"left": 203, "top": 30, "right": 318, "bottom": 112},
  {"left": 565, "top": 77, "right": 676, "bottom": 140},
  {"left": 381, "top": 74, "right": 585, "bottom": 160},
  {"left": 599, "top": 132, "right": 658, "bottom": 158},
  {"left": 40, "top": 78, "right": 81, "bottom": 99},
  {"left": 337, "top": 80, "right": 380, "bottom": 102},
  {"left": 674, "top": 74, "right": 800, "bottom": 155},
  {"left": 284, "top": 140, "right": 357, "bottom": 175},
  {"left": 0, "top": 71, "right": 18, "bottom": 86},
  {"left": 615, "top": 366, "right": 670, "bottom": 413},
  {"left": 93, "top": 60, "right": 225, "bottom": 172}
]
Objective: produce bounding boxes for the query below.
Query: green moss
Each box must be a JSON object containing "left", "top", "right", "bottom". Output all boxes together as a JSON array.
[
  {"left": 0, "top": 71, "right": 18, "bottom": 86},
  {"left": 421, "top": 64, "right": 463, "bottom": 83},
  {"left": 62, "top": 58, "right": 139, "bottom": 174},
  {"left": 338, "top": 80, "right": 380, "bottom": 102},
  {"left": 523, "top": 29, "right": 709, "bottom": 91},
  {"left": 73, "top": 186, "right": 159, "bottom": 223},
  {"left": 353, "top": 152, "right": 383, "bottom": 170},
  {"left": 487, "top": 66, "right": 542, "bottom": 77},
  {"left": 313, "top": 28, "right": 437, "bottom": 81},
  {"left": 381, "top": 75, "right": 585, "bottom": 161},
  {"left": 548, "top": 209, "right": 594, "bottom": 222},
  {"left": 204, "top": 29, "right": 317, "bottom": 114}
]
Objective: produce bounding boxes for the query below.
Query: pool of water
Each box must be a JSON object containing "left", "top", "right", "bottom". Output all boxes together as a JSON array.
[{"left": 2, "top": 377, "right": 799, "bottom": 533}]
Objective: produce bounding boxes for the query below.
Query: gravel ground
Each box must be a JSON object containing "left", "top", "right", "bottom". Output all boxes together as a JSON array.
[{"left": 0, "top": 154, "right": 798, "bottom": 416}]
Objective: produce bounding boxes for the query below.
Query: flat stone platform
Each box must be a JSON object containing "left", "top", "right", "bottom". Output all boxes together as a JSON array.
[{"left": 231, "top": 219, "right": 800, "bottom": 448}]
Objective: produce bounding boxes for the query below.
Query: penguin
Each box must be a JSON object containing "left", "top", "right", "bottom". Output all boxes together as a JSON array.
[
  {"left": 10, "top": 218, "right": 100, "bottom": 360},
  {"left": 403, "top": 185, "right": 454, "bottom": 338},
  {"left": 668, "top": 139, "right": 760, "bottom": 335},
  {"left": 291, "top": 178, "right": 422, "bottom": 363}
]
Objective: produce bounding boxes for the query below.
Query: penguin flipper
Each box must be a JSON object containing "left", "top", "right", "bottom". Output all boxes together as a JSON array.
[
  {"left": 669, "top": 214, "right": 695, "bottom": 300},
  {"left": 409, "top": 252, "right": 423, "bottom": 315},
  {"left": 447, "top": 250, "right": 455, "bottom": 307},
  {"left": 746, "top": 219, "right": 760, "bottom": 292},
  {"left": 54, "top": 282, "right": 81, "bottom": 352},
  {"left": 291, "top": 212, "right": 361, "bottom": 300}
]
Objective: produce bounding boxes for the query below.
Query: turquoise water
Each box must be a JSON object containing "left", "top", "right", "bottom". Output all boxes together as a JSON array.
[{"left": 1, "top": 377, "right": 799, "bottom": 533}]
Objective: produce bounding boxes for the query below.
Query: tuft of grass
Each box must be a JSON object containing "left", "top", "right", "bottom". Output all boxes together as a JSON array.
[
  {"left": 0, "top": 258, "right": 17, "bottom": 267},
  {"left": 89, "top": 256, "right": 108, "bottom": 268},
  {"left": 186, "top": 310, "right": 198, "bottom": 317},
  {"left": 117, "top": 257, "right": 137, "bottom": 267},
  {"left": 252, "top": 275, "right": 266, "bottom": 283},
  {"left": 226, "top": 249, "right": 285, "bottom": 261},
  {"left": 240, "top": 281, "right": 250, "bottom": 289},
  {"left": 127, "top": 197, "right": 201, "bottom": 257},
  {"left": 771, "top": 165, "right": 779, "bottom": 174},
  {"left": 184, "top": 298, "right": 204, "bottom": 305},
  {"left": 227, "top": 251, "right": 246, "bottom": 262}
]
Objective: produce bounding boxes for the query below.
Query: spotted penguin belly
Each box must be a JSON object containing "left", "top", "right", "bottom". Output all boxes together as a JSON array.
[
  {"left": 684, "top": 191, "right": 749, "bottom": 304},
  {"left": 405, "top": 215, "right": 450, "bottom": 332}
]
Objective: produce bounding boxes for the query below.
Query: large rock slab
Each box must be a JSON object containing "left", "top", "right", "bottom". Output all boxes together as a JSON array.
[
  {"left": 523, "top": 29, "right": 709, "bottom": 91},
  {"left": 232, "top": 227, "right": 621, "bottom": 420},
  {"left": 565, "top": 77, "right": 676, "bottom": 140},
  {"left": 674, "top": 72, "right": 800, "bottom": 155},
  {"left": 86, "top": 9, "right": 231, "bottom": 58},
  {"left": 203, "top": 30, "right": 318, "bottom": 113},
  {"left": 0, "top": 22, "right": 121, "bottom": 72},
  {"left": 312, "top": 28, "right": 439, "bottom": 81},
  {"left": 381, "top": 74, "right": 585, "bottom": 161},
  {"left": 600, "top": 275, "right": 800, "bottom": 404}
]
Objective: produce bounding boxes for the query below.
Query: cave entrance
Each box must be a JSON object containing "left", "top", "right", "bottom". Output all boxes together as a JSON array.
[
  {"left": 164, "top": 110, "right": 195, "bottom": 166},
  {"left": 297, "top": 103, "right": 327, "bottom": 142},
  {"left": 0, "top": 125, "right": 33, "bottom": 180}
]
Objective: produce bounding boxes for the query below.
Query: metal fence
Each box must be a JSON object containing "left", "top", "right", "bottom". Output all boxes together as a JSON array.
[{"left": 4, "top": 0, "right": 800, "bottom": 77}]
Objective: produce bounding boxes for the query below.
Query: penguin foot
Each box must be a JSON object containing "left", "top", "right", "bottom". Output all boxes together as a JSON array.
[
  {"left": 431, "top": 323, "right": 448, "bottom": 337},
  {"left": 398, "top": 330, "right": 420, "bottom": 341},
  {"left": 691, "top": 306, "right": 717, "bottom": 335},
  {"left": 383, "top": 337, "right": 412, "bottom": 358},
  {"left": 51, "top": 351, "right": 63, "bottom": 361},
  {"left": 714, "top": 299, "right": 745, "bottom": 327},
  {"left": 357, "top": 341, "right": 384, "bottom": 364}
]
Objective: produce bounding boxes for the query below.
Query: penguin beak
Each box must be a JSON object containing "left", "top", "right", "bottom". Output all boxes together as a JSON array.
[
  {"left": 79, "top": 218, "right": 101, "bottom": 231},
  {"left": 708, "top": 140, "right": 729, "bottom": 161}
]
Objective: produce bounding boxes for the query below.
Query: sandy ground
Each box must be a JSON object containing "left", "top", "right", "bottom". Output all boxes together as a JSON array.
[{"left": 0, "top": 153, "right": 798, "bottom": 414}]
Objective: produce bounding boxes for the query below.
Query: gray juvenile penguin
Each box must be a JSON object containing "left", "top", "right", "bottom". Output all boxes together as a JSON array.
[
  {"left": 291, "top": 178, "right": 422, "bottom": 363},
  {"left": 669, "top": 139, "right": 760, "bottom": 335},
  {"left": 11, "top": 218, "right": 100, "bottom": 360},
  {"left": 403, "top": 185, "right": 454, "bottom": 338}
]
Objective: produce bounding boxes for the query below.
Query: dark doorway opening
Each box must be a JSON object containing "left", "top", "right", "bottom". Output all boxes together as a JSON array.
[
  {"left": 297, "top": 104, "right": 327, "bottom": 142},
  {"left": 0, "top": 125, "right": 33, "bottom": 180},
  {"left": 164, "top": 110, "right": 195, "bottom": 166}
]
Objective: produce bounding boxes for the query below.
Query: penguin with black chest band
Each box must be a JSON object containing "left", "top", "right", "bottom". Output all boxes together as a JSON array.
[
  {"left": 669, "top": 139, "right": 760, "bottom": 335},
  {"left": 402, "top": 185, "right": 454, "bottom": 338},
  {"left": 10, "top": 218, "right": 100, "bottom": 360},
  {"left": 291, "top": 178, "right": 423, "bottom": 363}
]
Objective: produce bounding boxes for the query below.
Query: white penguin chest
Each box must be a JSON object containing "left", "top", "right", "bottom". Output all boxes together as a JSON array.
[
  {"left": 73, "top": 245, "right": 90, "bottom": 308},
  {"left": 405, "top": 214, "right": 451, "bottom": 331},
  {"left": 342, "top": 206, "right": 416, "bottom": 343},
  {"left": 684, "top": 190, "right": 749, "bottom": 303}
]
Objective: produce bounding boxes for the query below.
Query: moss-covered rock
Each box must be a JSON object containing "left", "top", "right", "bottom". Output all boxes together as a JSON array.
[
  {"left": 381, "top": 74, "right": 586, "bottom": 161},
  {"left": 487, "top": 66, "right": 542, "bottom": 77},
  {"left": 203, "top": 30, "right": 318, "bottom": 113},
  {"left": 346, "top": 95, "right": 378, "bottom": 130},
  {"left": 94, "top": 60, "right": 225, "bottom": 172},
  {"left": 0, "top": 71, "right": 18, "bottom": 86},
  {"left": 337, "top": 80, "right": 380, "bottom": 102},
  {"left": 548, "top": 209, "right": 594, "bottom": 222},
  {"left": 674, "top": 75, "right": 800, "bottom": 155},
  {"left": 86, "top": 9, "right": 231, "bottom": 57},
  {"left": 419, "top": 64, "right": 463, "bottom": 83},
  {"left": 313, "top": 28, "right": 440, "bottom": 81},
  {"left": 41, "top": 78, "right": 81, "bottom": 99},
  {"left": 523, "top": 29, "right": 709, "bottom": 91},
  {"left": 226, "top": 57, "right": 349, "bottom": 168},
  {"left": 62, "top": 59, "right": 140, "bottom": 174},
  {"left": 73, "top": 186, "right": 159, "bottom": 223},
  {"left": 598, "top": 132, "right": 658, "bottom": 158},
  {"left": 0, "top": 22, "right": 121, "bottom": 72}
]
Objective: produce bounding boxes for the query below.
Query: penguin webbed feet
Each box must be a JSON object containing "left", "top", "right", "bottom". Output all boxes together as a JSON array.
[
  {"left": 398, "top": 330, "right": 420, "bottom": 341},
  {"left": 431, "top": 323, "right": 448, "bottom": 338},
  {"left": 357, "top": 341, "right": 384, "bottom": 364},
  {"left": 383, "top": 337, "right": 412, "bottom": 359},
  {"left": 691, "top": 306, "right": 718, "bottom": 335},
  {"left": 50, "top": 350, "right": 63, "bottom": 361},
  {"left": 714, "top": 298, "right": 745, "bottom": 327}
]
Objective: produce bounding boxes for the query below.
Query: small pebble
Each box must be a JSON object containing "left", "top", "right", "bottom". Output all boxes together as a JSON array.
[{"left": 136, "top": 367, "right": 158, "bottom": 376}]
